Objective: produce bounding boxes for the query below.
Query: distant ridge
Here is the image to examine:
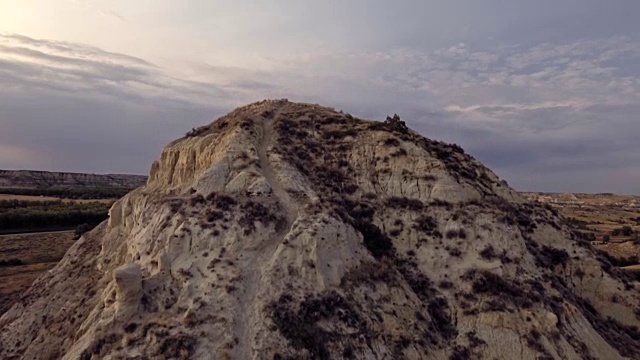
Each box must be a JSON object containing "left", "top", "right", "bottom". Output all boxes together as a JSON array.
[{"left": 0, "top": 169, "right": 147, "bottom": 189}]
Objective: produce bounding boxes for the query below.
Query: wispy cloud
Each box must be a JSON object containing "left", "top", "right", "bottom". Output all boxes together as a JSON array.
[
  {"left": 1, "top": 32, "right": 640, "bottom": 193},
  {"left": 66, "top": 0, "right": 128, "bottom": 23},
  {"left": 0, "top": 33, "right": 237, "bottom": 108}
]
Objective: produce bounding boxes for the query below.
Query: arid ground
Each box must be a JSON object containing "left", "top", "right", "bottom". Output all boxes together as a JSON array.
[
  {"left": 0, "top": 194, "right": 115, "bottom": 204},
  {"left": 523, "top": 193, "right": 640, "bottom": 265},
  {"left": 0, "top": 231, "right": 76, "bottom": 314},
  {"left": 0, "top": 172, "right": 141, "bottom": 315}
]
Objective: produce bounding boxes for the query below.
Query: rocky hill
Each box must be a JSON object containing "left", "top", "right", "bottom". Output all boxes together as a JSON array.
[
  {"left": 0, "top": 100, "right": 638, "bottom": 360},
  {"left": 0, "top": 170, "right": 147, "bottom": 189}
]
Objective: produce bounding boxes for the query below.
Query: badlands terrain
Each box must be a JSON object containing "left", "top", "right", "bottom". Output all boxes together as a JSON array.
[
  {"left": 0, "top": 100, "right": 639, "bottom": 359},
  {"left": 523, "top": 193, "right": 640, "bottom": 266}
]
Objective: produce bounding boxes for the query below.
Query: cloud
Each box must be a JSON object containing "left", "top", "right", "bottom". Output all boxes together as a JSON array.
[
  {"left": 0, "top": 33, "right": 239, "bottom": 108},
  {"left": 443, "top": 101, "right": 587, "bottom": 115},
  {"left": 0, "top": 33, "right": 239, "bottom": 174},
  {"left": 66, "top": 0, "right": 129, "bottom": 23},
  {"left": 1, "top": 32, "right": 640, "bottom": 193},
  {"left": 271, "top": 37, "right": 640, "bottom": 194}
]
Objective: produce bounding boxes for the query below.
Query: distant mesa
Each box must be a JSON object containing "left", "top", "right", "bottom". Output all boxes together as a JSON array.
[
  {"left": 0, "top": 169, "right": 147, "bottom": 189},
  {"left": 1, "top": 100, "right": 638, "bottom": 360}
]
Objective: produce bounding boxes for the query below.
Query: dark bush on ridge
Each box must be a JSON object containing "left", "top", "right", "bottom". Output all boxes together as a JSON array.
[{"left": 74, "top": 223, "right": 94, "bottom": 239}]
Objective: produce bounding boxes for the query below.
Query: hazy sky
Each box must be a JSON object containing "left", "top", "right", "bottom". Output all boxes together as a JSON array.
[{"left": 1, "top": 1, "right": 640, "bottom": 194}]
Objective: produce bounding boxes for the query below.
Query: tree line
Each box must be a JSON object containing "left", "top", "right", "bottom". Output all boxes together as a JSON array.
[
  {"left": 0, "top": 186, "right": 132, "bottom": 199},
  {"left": 0, "top": 200, "right": 110, "bottom": 232}
]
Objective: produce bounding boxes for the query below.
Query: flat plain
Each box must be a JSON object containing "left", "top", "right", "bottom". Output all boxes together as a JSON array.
[
  {"left": 0, "top": 194, "right": 114, "bottom": 204},
  {"left": 0, "top": 231, "right": 76, "bottom": 314},
  {"left": 522, "top": 192, "right": 640, "bottom": 262}
]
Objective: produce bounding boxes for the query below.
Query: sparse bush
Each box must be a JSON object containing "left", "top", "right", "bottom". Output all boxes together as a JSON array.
[
  {"left": 74, "top": 223, "right": 94, "bottom": 239},
  {"left": 341, "top": 259, "right": 396, "bottom": 288},
  {"left": 448, "top": 248, "right": 462, "bottom": 257},
  {"left": 428, "top": 297, "right": 458, "bottom": 339},
  {"left": 449, "top": 346, "right": 471, "bottom": 360},
  {"left": 467, "top": 270, "right": 531, "bottom": 309},
  {"left": 206, "top": 210, "right": 224, "bottom": 223},
  {"left": 384, "top": 114, "right": 408, "bottom": 133},
  {"left": 322, "top": 129, "right": 357, "bottom": 140},
  {"left": 206, "top": 192, "right": 238, "bottom": 211},
  {"left": 158, "top": 333, "right": 197, "bottom": 359},
  {"left": 362, "top": 192, "right": 378, "bottom": 200},
  {"left": 429, "top": 199, "right": 453, "bottom": 209},
  {"left": 384, "top": 138, "right": 400, "bottom": 146},
  {"left": 395, "top": 258, "right": 435, "bottom": 301},
  {"left": 385, "top": 196, "right": 424, "bottom": 211},
  {"left": 539, "top": 246, "right": 570, "bottom": 268},
  {"left": 238, "top": 200, "right": 281, "bottom": 235},
  {"left": 567, "top": 217, "right": 589, "bottom": 230},
  {"left": 185, "top": 126, "right": 209, "bottom": 138},
  {"left": 573, "top": 231, "right": 595, "bottom": 242},
  {"left": 445, "top": 229, "right": 466, "bottom": 239},
  {"left": 189, "top": 194, "right": 205, "bottom": 206},
  {"left": 479, "top": 245, "right": 497, "bottom": 260},
  {"left": 169, "top": 199, "right": 183, "bottom": 213},
  {"left": 269, "top": 291, "right": 366, "bottom": 359},
  {"left": 611, "top": 226, "right": 634, "bottom": 237},
  {"left": 413, "top": 215, "right": 441, "bottom": 237},
  {"left": 124, "top": 322, "right": 138, "bottom": 334},
  {"left": 314, "top": 166, "right": 355, "bottom": 194},
  {"left": 391, "top": 148, "right": 408, "bottom": 157},
  {"left": 353, "top": 219, "right": 394, "bottom": 258}
]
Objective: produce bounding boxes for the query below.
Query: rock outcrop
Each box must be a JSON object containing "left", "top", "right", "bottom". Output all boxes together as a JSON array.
[{"left": 0, "top": 100, "right": 639, "bottom": 359}]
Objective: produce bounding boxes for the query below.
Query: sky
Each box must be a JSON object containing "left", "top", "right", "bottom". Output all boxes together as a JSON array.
[{"left": 1, "top": 1, "right": 640, "bottom": 194}]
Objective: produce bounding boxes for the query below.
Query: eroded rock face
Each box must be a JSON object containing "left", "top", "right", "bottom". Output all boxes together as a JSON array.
[
  {"left": 113, "top": 263, "right": 143, "bottom": 320},
  {"left": 1, "top": 100, "right": 639, "bottom": 360}
]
